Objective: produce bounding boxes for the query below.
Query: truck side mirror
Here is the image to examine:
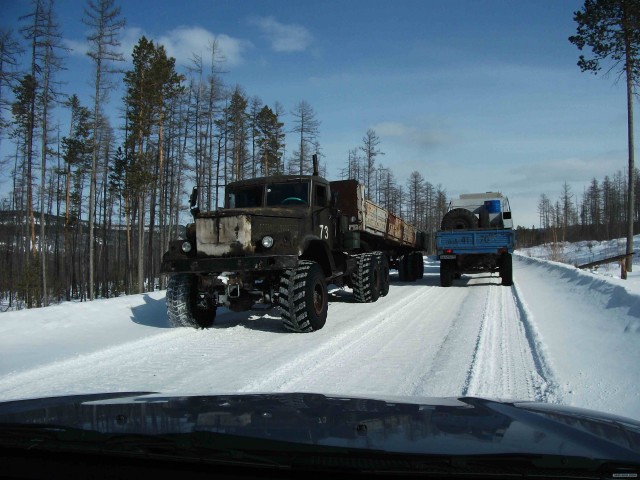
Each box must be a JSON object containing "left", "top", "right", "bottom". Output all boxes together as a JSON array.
[
  {"left": 189, "top": 186, "right": 198, "bottom": 208},
  {"left": 189, "top": 186, "right": 200, "bottom": 216},
  {"left": 503, "top": 212, "right": 511, "bottom": 220}
]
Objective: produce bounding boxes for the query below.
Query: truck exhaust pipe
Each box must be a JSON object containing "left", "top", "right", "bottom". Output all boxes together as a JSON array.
[{"left": 312, "top": 154, "right": 318, "bottom": 176}]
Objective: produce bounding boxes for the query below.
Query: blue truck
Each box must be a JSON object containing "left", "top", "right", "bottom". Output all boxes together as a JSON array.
[{"left": 435, "top": 192, "right": 515, "bottom": 287}]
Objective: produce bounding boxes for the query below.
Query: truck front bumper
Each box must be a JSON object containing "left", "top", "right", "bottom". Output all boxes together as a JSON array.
[{"left": 161, "top": 254, "right": 299, "bottom": 274}]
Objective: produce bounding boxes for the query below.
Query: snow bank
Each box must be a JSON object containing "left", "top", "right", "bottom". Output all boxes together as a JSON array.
[{"left": 515, "top": 253, "right": 640, "bottom": 335}]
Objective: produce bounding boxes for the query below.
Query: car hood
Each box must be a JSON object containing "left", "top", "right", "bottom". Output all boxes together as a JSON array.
[{"left": 0, "top": 392, "right": 639, "bottom": 463}]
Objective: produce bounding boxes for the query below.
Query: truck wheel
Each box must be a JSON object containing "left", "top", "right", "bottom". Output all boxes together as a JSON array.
[
  {"left": 500, "top": 253, "right": 513, "bottom": 286},
  {"left": 353, "top": 253, "right": 381, "bottom": 302},
  {"left": 441, "top": 208, "right": 479, "bottom": 230},
  {"left": 398, "top": 254, "right": 414, "bottom": 281},
  {"left": 440, "top": 260, "right": 454, "bottom": 287},
  {"left": 398, "top": 255, "right": 407, "bottom": 281},
  {"left": 375, "top": 252, "right": 390, "bottom": 296},
  {"left": 166, "top": 274, "right": 216, "bottom": 328},
  {"left": 279, "top": 260, "right": 328, "bottom": 332},
  {"left": 413, "top": 252, "right": 424, "bottom": 279}
]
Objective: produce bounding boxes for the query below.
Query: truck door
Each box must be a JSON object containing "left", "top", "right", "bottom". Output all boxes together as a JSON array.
[{"left": 313, "top": 183, "right": 333, "bottom": 245}]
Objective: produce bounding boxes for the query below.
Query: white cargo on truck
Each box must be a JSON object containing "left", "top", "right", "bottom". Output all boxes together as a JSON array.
[{"left": 447, "top": 192, "right": 513, "bottom": 229}]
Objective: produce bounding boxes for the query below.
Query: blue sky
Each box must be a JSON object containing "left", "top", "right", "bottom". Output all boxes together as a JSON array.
[{"left": 2, "top": 0, "right": 636, "bottom": 228}]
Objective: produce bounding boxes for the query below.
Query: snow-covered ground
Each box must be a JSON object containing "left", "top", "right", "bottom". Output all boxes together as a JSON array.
[
  {"left": 1, "top": 238, "right": 639, "bottom": 422},
  {"left": 518, "top": 235, "right": 640, "bottom": 285}
]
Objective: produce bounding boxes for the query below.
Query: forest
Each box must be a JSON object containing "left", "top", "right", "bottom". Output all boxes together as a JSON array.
[{"left": 0, "top": 0, "right": 638, "bottom": 310}]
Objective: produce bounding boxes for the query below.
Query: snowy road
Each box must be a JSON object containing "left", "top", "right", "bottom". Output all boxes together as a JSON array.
[{"left": 1, "top": 255, "right": 639, "bottom": 420}]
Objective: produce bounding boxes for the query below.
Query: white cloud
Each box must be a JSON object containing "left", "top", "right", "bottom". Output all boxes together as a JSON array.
[
  {"left": 64, "top": 26, "right": 250, "bottom": 68},
  {"left": 119, "top": 26, "right": 145, "bottom": 61},
  {"left": 63, "top": 38, "right": 90, "bottom": 56},
  {"left": 249, "top": 16, "right": 312, "bottom": 53},
  {"left": 158, "top": 26, "right": 250, "bottom": 67},
  {"left": 62, "top": 26, "right": 144, "bottom": 61}
]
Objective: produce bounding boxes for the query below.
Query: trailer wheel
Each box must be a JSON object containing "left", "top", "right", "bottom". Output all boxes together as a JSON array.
[
  {"left": 279, "top": 260, "right": 328, "bottom": 332},
  {"left": 398, "top": 254, "right": 414, "bottom": 282},
  {"left": 353, "top": 253, "right": 381, "bottom": 302},
  {"left": 440, "top": 260, "right": 455, "bottom": 287},
  {"left": 441, "top": 208, "right": 479, "bottom": 230},
  {"left": 500, "top": 253, "right": 513, "bottom": 286},
  {"left": 166, "top": 274, "right": 216, "bottom": 328},
  {"left": 398, "top": 254, "right": 407, "bottom": 281},
  {"left": 413, "top": 252, "right": 424, "bottom": 279},
  {"left": 375, "top": 252, "right": 390, "bottom": 296}
]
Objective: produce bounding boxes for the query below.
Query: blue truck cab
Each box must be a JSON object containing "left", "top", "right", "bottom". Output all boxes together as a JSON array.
[{"left": 435, "top": 192, "right": 515, "bottom": 287}]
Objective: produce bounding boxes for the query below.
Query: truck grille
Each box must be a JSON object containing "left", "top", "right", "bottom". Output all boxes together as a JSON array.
[{"left": 196, "top": 215, "right": 253, "bottom": 256}]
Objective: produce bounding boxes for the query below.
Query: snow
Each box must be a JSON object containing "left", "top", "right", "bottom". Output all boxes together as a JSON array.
[{"left": 1, "top": 237, "right": 639, "bottom": 423}]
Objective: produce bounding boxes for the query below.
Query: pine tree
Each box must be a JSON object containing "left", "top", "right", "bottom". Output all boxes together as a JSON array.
[
  {"left": 61, "top": 95, "right": 91, "bottom": 300},
  {"left": 124, "top": 36, "right": 157, "bottom": 293},
  {"left": 569, "top": 0, "right": 640, "bottom": 273},
  {"left": 226, "top": 86, "right": 248, "bottom": 181},
  {"left": 256, "top": 105, "right": 284, "bottom": 176}
]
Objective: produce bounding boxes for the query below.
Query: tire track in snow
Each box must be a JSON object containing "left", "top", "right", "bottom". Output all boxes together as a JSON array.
[
  {"left": 511, "top": 282, "right": 562, "bottom": 403},
  {"left": 462, "top": 283, "right": 561, "bottom": 403},
  {"left": 405, "top": 281, "right": 489, "bottom": 397},
  {"left": 236, "top": 285, "right": 450, "bottom": 393}
]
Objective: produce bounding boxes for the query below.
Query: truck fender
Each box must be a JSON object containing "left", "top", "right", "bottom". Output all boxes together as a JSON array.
[{"left": 300, "top": 236, "right": 336, "bottom": 278}]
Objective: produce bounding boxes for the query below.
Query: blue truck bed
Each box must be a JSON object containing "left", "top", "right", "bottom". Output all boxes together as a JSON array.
[
  {"left": 435, "top": 229, "right": 515, "bottom": 255},
  {"left": 435, "top": 228, "right": 516, "bottom": 287}
]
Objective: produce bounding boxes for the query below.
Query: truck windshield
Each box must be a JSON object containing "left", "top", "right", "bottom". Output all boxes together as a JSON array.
[
  {"left": 227, "top": 186, "right": 263, "bottom": 208},
  {"left": 266, "top": 182, "right": 309, "bottom": 206}
]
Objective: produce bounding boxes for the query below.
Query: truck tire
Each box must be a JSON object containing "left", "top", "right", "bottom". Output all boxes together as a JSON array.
[
  {"left": 375, "top": 252, "right": 390, "bottom": 296},
  {"left": 166, "top": 274, "right": 216, "bottom": 328},
  {"left": 398, "top": 254, "right": 407, "bottom": 281},
  {"left": 398, "top": 253, "right": 415, "bottom": 282},
  {"left": 413, "top": 252, "right": 424, "bottom": 279},
  {"left": 440, "top": 260, "right": 454, "bottom": 287},
  {"left": 279, "top": 260, "right": 328, "bottom": 332},
  {"left": 440, "top": 208, "right": 479, "bottom": 230},
  {"left": 353, "top": 253, "right": 381, "bottom": 302},
  {"left": 500, "top": 253, "right": 513, "bottom": 286}
]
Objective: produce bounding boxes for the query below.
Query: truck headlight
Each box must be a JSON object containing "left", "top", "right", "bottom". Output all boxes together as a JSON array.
[
  {"left": 261, "top": 235, "right": 274, "bottom": 249},
  {"left": 181, "top": 241, "right": 192, "bottom": 253}
]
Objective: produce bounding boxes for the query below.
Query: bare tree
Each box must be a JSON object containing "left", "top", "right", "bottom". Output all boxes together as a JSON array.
[
  {"left": 84, "top": 0, "right": 125, "bottom": 300},
  {"left": 360, "top": 129, "right": 383, "bottom": 200},
  {"left": 290, "top": 100, "right": 319, "bottom": 175},
  {"left": 38, "top": 0, "right": 66, "bottom": 306},
  {"left": 0, "top": 28, "right": 23, "bottom": 144}
]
